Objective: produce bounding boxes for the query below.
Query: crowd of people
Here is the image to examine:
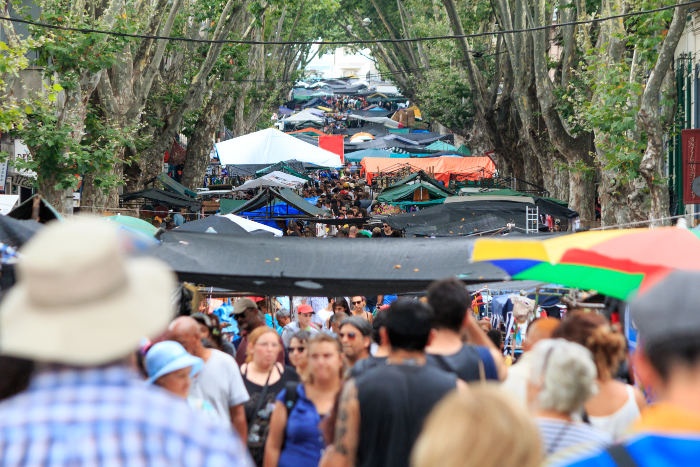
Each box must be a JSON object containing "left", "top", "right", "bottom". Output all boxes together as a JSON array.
[{"left": 1, "top": 217, "right": 700, "bottom": 467}]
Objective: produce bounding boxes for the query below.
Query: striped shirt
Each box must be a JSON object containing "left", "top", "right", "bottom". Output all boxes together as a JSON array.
[
  {"left": 537, "top": 418, "right": 612, "bottom": 466},
  {"left": 0, "top": 364, "right": 253, "bottom": 466}
]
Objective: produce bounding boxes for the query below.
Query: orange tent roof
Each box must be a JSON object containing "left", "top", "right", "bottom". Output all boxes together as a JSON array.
[
  {"left": 360, "top": 156, "right": 496, "bottom": 185},
  {"left": 287, "top": 128, "right": 324, "bottom": 136}
]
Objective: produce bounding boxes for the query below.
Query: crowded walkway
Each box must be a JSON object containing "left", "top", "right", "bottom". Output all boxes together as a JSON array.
[{"left": 1, "top": 217, "right": 699, "bottom": 467}]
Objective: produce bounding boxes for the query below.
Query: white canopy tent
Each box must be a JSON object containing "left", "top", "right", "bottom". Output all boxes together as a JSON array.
[
  {"left": 233, "top": 170, "right": 307, "bottom": 191},
  {"left": 282, "top": 109, "right": 325, "bottom": 124},
  {"left": 215, "top": 128, "right": 342, "bottom": 167}
]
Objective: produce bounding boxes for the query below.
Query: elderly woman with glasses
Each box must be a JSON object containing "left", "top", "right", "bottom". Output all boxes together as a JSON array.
[{"left": 527, "top": 338, "right": 611, "bottom": 464}]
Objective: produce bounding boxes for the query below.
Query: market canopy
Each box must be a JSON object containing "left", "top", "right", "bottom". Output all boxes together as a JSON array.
[
  {"left": 447, "top": 189, "right": 578, "bottom": 220},
  {"left": 426, "top": 141, "right": 457, "bottom": 152},
  {"left": 230, "top": 187, "right": 329, "bottom": 218},
  {"left": 384, "top": 197, "right": 576, "bottom": 237},
  {"left": 149, "top": 232, "right": 508, "bottom": 296},
  {"left": 377, "top": 171, "right": 454, "bottom": 207},
  {"left": 361, "top": 156, "right": 497, "bottom": 186},
  {"left": 8, "top": 195, "right": 62, "bottom": 223},
  {"left": 344, "top": 149, "right": 406, "bottom": 163},
  {"left": 175, "top": 214, "right": 283, "bottom": 236},
  {"left": 281, "top": 109, "right": 325, "bottom": 126},
  {"left": 377, "top": 181, "right": 451, "bottom": 207},
  {"left": 215, "top": 128, "right": 342, "bottom": 167},
  {"left": 0, "top": 214, "right": 43, "bottom": 247},
  {"left": 120, "top": 188, "right": 201, "bottom": 210},
  {"left": 233, "top": 171, "right": 307, "bottom": 191}
]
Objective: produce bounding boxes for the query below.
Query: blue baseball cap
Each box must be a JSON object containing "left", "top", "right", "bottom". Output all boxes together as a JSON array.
[{"left": 144, "top": 340, "right": 203, "bottom": 384}]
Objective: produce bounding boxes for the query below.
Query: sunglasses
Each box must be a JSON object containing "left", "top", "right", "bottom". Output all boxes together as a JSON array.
[
  {"left": 233, "top": 313, "right": 246, "bottom": 321},
  {"left": 289, "top": 346, "right": 306, "bottom": 353},
  {"left": 351, "top": 300, "right": 363, "bottom": 305},
  {"left": 339, "top": 331, "right": 357, "bottom": 340}
]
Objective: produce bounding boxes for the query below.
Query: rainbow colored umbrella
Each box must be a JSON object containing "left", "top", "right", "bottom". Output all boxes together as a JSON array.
[{"left": 471, "top": 227, "right": 700, "bottom": 300}]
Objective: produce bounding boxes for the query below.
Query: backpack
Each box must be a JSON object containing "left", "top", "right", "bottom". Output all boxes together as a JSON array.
[{"left": 283, "top": 381, "right": 300, "bottom": 415}]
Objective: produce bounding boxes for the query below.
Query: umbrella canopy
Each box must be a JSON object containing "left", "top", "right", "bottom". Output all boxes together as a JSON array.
[
  {"left": 350, "top": 132, "right": 375, "bottom": 142},
  {"left": 0, "top": 215, "right": 43, "bottom": 248},
  {"left": 471, "top": 227, "right": 700, "bottom": 300},
  {"left": 149, "top": 232, "right": 508, "bottom": 296},
  {"left": 105, "top": 215, "right": 159, "bottom": 236}
]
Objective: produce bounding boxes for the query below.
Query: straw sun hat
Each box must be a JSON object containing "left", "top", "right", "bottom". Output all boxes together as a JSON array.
[{"left": 0, "top": 216, "right": 176, "bottom": 366}]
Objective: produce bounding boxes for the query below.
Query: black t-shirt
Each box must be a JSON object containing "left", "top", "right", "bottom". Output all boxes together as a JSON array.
[
  {"left": 348, "top": 355, "right": 388, "bottom": 378},
  {"left": 354, "top": 363, "right": 457, "bottom": 467},
  {"left": 426, "top": 344, "right": 496, "bottom": 382},
  {"left": 243, "top": 364, "right": 299, "bottom": 466}
]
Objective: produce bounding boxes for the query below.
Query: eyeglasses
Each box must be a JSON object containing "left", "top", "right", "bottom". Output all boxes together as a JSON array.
[
  {"left": 339, "top": 331, "right": 357, "bottom": 340},
  {"left": 382, "top": 224, "right": 390, "bottom": 228},
  {"left": 288, "top": 346, "right": 306, "bottom": 353}
]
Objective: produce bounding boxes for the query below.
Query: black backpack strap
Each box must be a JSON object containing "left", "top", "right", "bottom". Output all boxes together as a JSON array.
[
  {"left": 283, "top": 381, "right": 299, "bottom": 415},
  {"left": 605, "top": 443, "right": 638, "bottom": 467}
]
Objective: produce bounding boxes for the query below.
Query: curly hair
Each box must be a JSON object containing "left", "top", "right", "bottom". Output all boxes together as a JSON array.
[{"left": 552, "top": 311, "right": 626, "bottom": 380}]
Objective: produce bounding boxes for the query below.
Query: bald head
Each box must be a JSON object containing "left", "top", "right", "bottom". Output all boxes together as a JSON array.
[
  {"left": 524, "top": 318, "right": 560, "bottom": 351},
  {"left": 168, "top": 316, "right": 202, "bottom": 355}
]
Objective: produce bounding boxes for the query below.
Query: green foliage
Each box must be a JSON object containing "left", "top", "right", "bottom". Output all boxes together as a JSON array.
[
  {"left": 13, "top": 97, "right": 133, "bottom": 192},
  {"left": 415, "top": 67, "right": 474, "bottom": 131},
  {"left": 0, "top": 40, "right": 31, "bottom": 133},
  {"left": 565, "top": 0, "right": 675, "bottom": 183},
  {"left": 30, "top": 4, "right": 132, "bottom": 85}
]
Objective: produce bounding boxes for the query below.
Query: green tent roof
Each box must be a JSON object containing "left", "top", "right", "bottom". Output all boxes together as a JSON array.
[
  {"left": 377, "top": 181, "right": 451, "bottom": 205},
  {"left": 464, "top": 188, "right": 567, "bottom": 206},
  {"left": 157, "top": 174, "right": 198, "bottom": 199},
  {"left": 255, "top": 162, "right": 310, "bottom": 180},
  {"left": 219, "top": 199, "right": 248, "bottom": 215},
  {"left": 386, "top": 170, "right": 454, "bottom": 195},
  {"left": 425, "top": 141, "right": 457, "bottom": 152},
  {"left": 457, "top": 144, "right": 471, "bottom": 156}
]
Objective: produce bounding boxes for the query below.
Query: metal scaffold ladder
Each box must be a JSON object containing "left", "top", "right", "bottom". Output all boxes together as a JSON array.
[{"left": 526, "top": 206, "right": 539, "bottom": 234}]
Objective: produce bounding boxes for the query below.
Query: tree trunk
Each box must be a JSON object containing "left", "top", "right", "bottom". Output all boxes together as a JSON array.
[
  {"left": 636, "top": 3, "right": 688, "bottom": 226},
  {"left": 182, "top": 88, "right": 239, "bottom": 189}
]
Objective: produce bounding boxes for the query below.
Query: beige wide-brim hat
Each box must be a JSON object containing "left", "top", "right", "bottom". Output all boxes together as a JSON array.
[{"left": 0, "top": 216, "right": 177, "bottom": 366}]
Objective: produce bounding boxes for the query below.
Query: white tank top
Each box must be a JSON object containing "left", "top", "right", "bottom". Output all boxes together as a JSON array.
[{"left": 588, "top": 384, "right": 641, "bottom": 440}]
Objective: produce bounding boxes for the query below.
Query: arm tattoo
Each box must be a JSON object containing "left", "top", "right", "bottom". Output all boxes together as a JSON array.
[{"left": 334, "top": 379, "right": 358, "bottom": 456}]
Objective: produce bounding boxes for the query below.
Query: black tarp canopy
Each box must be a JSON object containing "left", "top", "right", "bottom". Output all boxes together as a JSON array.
[
  {"left": 8, "top": 195, "right": 62, "bottom": 223},
  {"left": 149, "top": 231, "right": 508, "bottom": 296},
  {"left": 120, "top": 188, "right": 201, "bottom": 210},
  {"left": 384, "top": 198, "right": 578, "bottom": 237},
  {"left": 0, "top": 215, "right": 43, "bottom": 247}
]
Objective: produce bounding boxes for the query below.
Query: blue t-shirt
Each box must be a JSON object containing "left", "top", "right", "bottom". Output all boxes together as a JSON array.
[
  {"left": 275, "top": 384, "right": 325, "bottom": 467},
  {"left": 566, "top": 434, "right": 700, "bottom": 467}
]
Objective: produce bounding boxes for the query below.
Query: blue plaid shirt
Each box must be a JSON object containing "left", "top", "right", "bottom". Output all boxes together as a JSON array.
[{"left": 0, "top": 364, "right": 253, "bottom": 466}]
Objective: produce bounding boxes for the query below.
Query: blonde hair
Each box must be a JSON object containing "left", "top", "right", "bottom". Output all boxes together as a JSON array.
[
  {"left": 411, "top": 386, "right": 542, "bottom": 467},
  {"left": 245, "top": 326, "right": 281, "bottom": 364}
]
